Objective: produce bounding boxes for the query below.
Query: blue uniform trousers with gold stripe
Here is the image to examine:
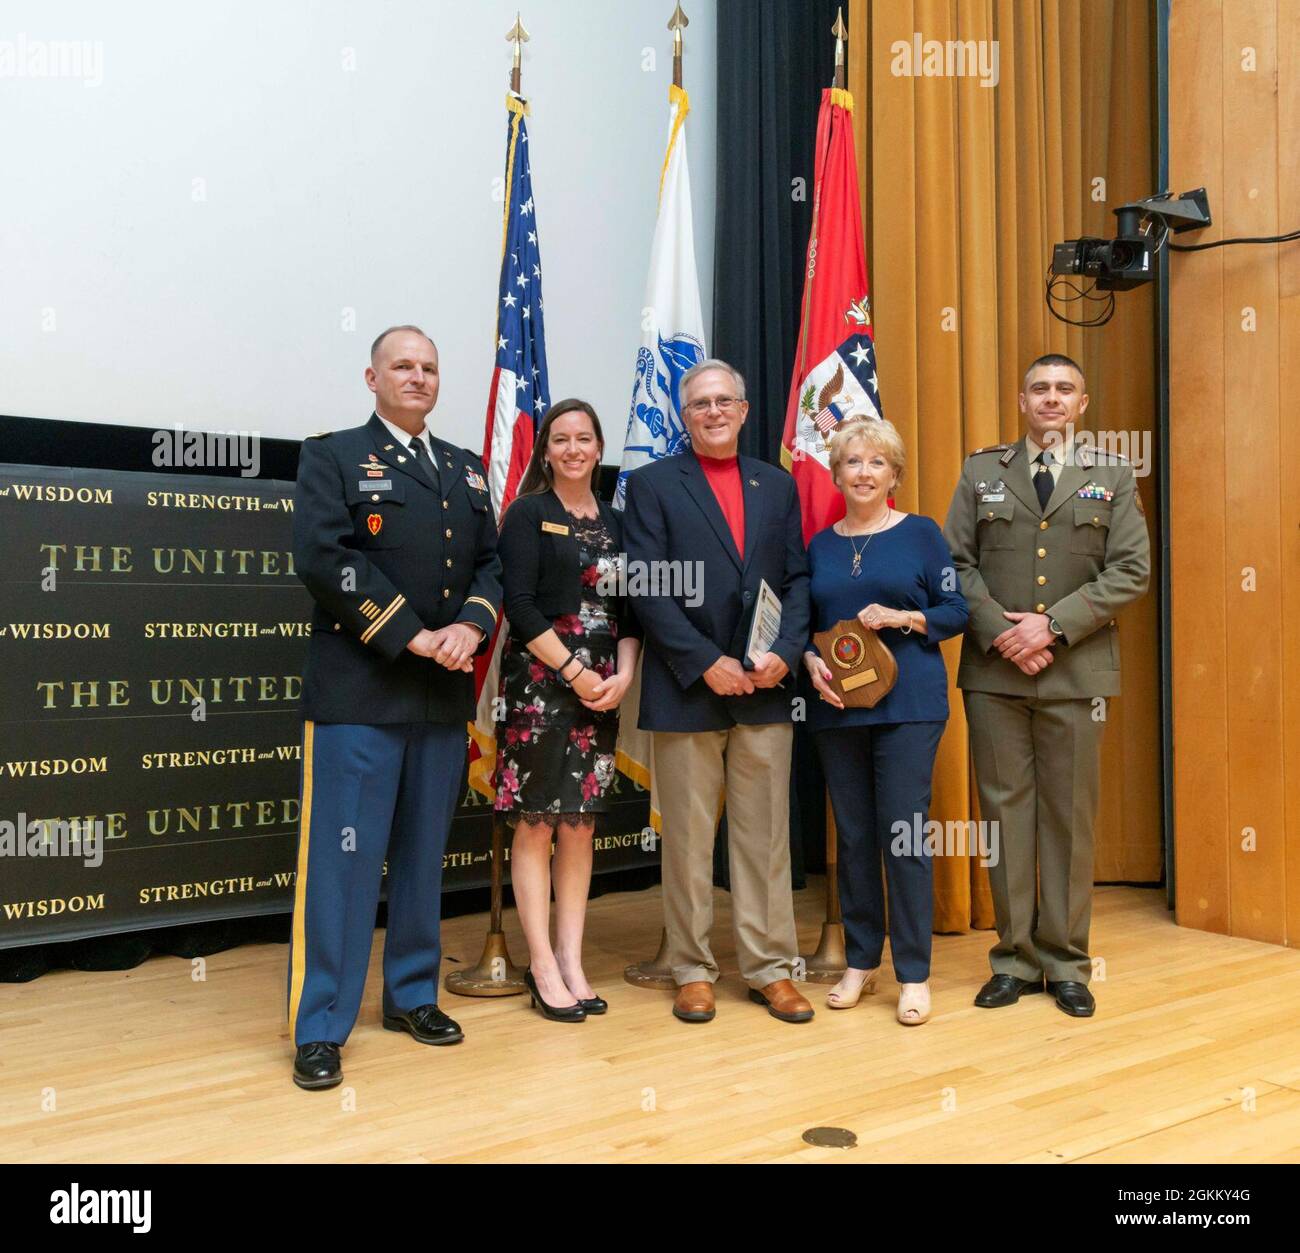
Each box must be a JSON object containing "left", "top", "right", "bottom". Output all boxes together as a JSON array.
[{"left": 287, "top": 719, "right": 464, "bottom": 1046}]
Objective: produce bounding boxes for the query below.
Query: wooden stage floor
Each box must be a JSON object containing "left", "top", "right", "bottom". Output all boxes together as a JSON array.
[{"left": 4, "top": 881, "right": 1300, "bottom": 1164}]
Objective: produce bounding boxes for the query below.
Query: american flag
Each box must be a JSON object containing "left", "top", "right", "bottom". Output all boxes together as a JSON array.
[
  {"left": 470, "top": 93, "right": 552, "bottom": 798},
  {"left": 482, "top": 94, "right": 551, "bottom": 517}
]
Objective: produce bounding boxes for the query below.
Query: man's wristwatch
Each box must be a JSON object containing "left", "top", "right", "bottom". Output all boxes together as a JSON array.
[{"left": 1048, "top": 617, "right": 1066, "bottom": 643}]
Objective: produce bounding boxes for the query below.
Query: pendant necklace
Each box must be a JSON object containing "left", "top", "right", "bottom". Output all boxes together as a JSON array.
[{"left": 843, "top": 511, "right": 892, "bottom": 579}]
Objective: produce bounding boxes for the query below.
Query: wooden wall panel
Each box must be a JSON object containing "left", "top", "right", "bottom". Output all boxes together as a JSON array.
[
  {"left": 1221, "top": 0, "right": 1285, "bottom": 943},
  {"left": 1171, "top": 0, "right": 1299, "bottom": 946},
  {"left": 1170, "top": 1, "right": 1230, "bottom": 934},
  {"left": 1279, "top": 0, "right": 1300, "bottom": 947}
]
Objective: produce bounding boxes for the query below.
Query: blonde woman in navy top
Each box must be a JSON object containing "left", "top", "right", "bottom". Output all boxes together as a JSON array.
[{"left": 802, "top": 417, "right": 968, "bottom": 1025}]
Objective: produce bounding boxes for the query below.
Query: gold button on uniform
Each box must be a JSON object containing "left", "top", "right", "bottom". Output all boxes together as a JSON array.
[
  {"left": 443, "top": 500, "right": 449, "bottom": 510},
  {"left": 371, "top": 494, "right": 380, "bottom": 502},
  {"left": 1092, "top": 516, "right": 1100, "bottom": 525},
  {"left": 1039, "top": 520, "right": 1049, "bottom": 531},
  {"left": 986, "top": 511, "right": 995, "bottom": 519},
  {"left": 445, "top": 529, "right": 452, "bottom": 538},
  {"left": 443, "top": 589, "right": 450, "bottom": 599},
  {"left": 445, "top": 558, "right": 453, "bottom": 568},
  {"left": 1037, "top": 547, "right": 1047, "bottom": 558},
  {"left": 1037, "top": 575, "right": 1047, "bottom": 586},
  {"left": 1035, "top": 603, "right": 1046, "bottom": 613}
]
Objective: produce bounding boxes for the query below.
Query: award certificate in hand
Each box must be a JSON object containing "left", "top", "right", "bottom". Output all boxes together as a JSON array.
[{"left": 746, "top": 579, "right": 782, "bottom": 666}]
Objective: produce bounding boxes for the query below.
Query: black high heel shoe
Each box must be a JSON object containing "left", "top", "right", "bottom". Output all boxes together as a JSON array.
[
  {"left": 524, "top": 969, "right": 586, "bottom": 1023},
  {"left": 576, "top": 994, "right": 608, "bottom": 1015}
]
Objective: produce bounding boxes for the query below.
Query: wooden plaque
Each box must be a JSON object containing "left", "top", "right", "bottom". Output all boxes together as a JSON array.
[{"left": 812, "top": 619, "right": 899, "bottom": 709}]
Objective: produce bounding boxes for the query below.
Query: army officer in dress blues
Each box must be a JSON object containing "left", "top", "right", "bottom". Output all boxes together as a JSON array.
[{"left": 286, "top": 325, "right": 502, "bottom": 1090}]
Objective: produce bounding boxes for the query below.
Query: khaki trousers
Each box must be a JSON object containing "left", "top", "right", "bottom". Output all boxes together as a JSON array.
[
  {"left": 964, "top": 692, "right": 1105, "bottom": 984},
  {"left": 653, "top": 723, "right": 799, "bottom": 989}
]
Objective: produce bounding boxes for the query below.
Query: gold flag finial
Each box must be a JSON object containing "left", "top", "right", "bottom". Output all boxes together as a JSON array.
[
  {"left": 668, "top": 3, "right": 688, "bottom": 88},
  {"left": 832, "top": 7, "right": 847, "bottom": 41},
  {"left": 506, "top": 13, "right": 529, "bottom": 94},
  {"left": 505, "top": 13, "right": 530, "bottom": 48}
]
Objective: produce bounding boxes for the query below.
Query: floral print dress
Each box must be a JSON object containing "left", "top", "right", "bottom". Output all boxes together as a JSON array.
[{"left": 493, "top": 510, "right": 622, "bottom": 827}]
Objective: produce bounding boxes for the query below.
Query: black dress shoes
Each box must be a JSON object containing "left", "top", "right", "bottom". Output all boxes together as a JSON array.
[
  {"left": 382, "top": 1003, "right": 465, "bottom": 1045},
  {"left": 293, "top": 1041, "right": 342, "bottom": 1090},
  {"left": 974, "top": 973, "right": 1045, "bottom": 1008},
  {"left": 576, "top": 994, "right": 608, "bottom": 1015},
  {"left": 1047, "top": 980, "right": 1096, "bottom": 1017}
]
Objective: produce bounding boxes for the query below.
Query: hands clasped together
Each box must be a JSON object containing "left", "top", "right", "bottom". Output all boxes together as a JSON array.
[
  {"left": 702, "top": 651, "right": 789, "bottom": 698},
  {"left": 991, "top": 610, "right": 1055, "bottom": 675},
  {"left": 406, "top": 623, "right": 483, "bottom": 672}
]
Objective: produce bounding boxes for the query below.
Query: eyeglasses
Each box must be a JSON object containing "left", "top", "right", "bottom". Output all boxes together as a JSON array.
[{"left": 684, "top": 396, "right": 743, "bottom": 415}]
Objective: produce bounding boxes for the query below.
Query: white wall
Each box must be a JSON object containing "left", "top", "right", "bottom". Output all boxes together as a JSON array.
[{"left": 0, "top": 0, "right": 717, "bottom": 456}]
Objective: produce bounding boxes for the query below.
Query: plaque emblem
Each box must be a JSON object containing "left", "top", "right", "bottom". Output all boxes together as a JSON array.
[
  {"left": 831, "top": 632, "right": 864, "bottom": 669},
  {"left": 367, "top": 513, "right": 383, "bottom": 536}
]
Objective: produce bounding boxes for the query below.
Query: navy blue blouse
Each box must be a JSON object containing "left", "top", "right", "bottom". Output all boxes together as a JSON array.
[{"left": 805, "top": 514, "right": 969, "bottom": 728}]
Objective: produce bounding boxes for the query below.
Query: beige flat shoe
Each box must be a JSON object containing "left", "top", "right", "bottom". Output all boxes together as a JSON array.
[
  {"left": 827, "top": 967, "right": 880, "bottom": 1009},
  {"left": 897, "top": 981, "right": 931, "bottom": 1026}
]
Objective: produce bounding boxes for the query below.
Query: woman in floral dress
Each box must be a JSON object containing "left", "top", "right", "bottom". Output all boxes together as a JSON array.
[{"left": 494, "top": 400, "right": 641, "bottom": 1021}]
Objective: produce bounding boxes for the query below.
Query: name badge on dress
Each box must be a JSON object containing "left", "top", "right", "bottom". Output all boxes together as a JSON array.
[
  {"left": 359, "top": 480, "right": 392, "bottom": 491},
  {"left": 541, "top": 521, "right": 570, "bottom": 536}
]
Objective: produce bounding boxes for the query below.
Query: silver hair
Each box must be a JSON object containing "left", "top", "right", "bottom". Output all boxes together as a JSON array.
[{"left": 681, "top": 358, "right": 747, "bottom": 402}]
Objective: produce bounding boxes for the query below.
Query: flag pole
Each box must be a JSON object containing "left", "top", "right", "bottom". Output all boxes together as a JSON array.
[
  {"left": 671, "top": 0, "right": 686, "bottom": 87},
  {"left": 445, "top": 13, "right": 533, "bottom": 1000},
  {"left": 832, "top": 5, "right": 847, "bottom": 89},
  {"left": 507, "top": 11, "right": 527, "bottom": 94},
  {"left": 800, "top": 7, "right": 851, "bottom": 984},
  {"left": 623, "top": 1, "right": 692, "bottom": 993}
]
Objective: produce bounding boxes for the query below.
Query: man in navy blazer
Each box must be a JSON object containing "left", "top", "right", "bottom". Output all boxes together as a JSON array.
[{"left": 623, "top": 359, "right": 814, "bottom": 1025}]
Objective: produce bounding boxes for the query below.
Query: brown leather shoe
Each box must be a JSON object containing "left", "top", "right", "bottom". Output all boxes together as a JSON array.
[
  {"left": 748, "top": 979, "right": 814, "bottom": 1023},
  {"left": 673, "top": 981, "right": 716, "bottom": 1023}
]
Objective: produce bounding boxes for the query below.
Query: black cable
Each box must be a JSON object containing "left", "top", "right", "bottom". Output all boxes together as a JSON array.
[
  {"left": 1169, "top": 228, "right": 1300, "bottom": 252},
  {"left": 1045, "top": 270, "right": 1116, "bottom": 327}
]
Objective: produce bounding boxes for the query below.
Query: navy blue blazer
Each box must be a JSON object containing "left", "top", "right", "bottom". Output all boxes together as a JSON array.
[{"left": 622, "top": 451, "right": 811, "bottom": 732}]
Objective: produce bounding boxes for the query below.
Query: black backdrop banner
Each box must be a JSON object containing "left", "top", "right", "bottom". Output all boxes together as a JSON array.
[
  {"left": 713, "top": 0, "right": 841, "bottom": 464},
  {"left": 711, "top": 0, "right": 841, "bottom": 886},
  {"left": 0, "top": 463, "right": 652, "bottom": 948}
]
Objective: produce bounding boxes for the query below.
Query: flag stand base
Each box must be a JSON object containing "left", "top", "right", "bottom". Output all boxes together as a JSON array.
[
  {"left": 445, "top": 817, "right": 525, "bottom": 996},
  {"left": 800, "top": 921, "right": 847, "bottom": 984},
  {"left": 445, "top": 928, "right": 526, "bottom": 997},
  {"left": 623, "top": 927, "right": 675, "bottom": 989}
]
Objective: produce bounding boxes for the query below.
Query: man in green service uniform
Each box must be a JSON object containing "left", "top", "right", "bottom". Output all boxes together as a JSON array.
[{"left": 943, "top": 354, "right": 1150, "bottom": 1018}]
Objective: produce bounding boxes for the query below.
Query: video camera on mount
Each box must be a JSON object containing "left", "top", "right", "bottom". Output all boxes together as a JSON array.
[{"left": 1051, "top": 188, "right": 1212, "bottom": 290}]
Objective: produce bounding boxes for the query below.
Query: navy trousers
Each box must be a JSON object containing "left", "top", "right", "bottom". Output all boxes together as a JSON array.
[
  {"left": 814, "top": 721, "right": 945, "bottom": 982},
  {"left": 287, "top": 720, "right": 464, "bottom": 1046}
]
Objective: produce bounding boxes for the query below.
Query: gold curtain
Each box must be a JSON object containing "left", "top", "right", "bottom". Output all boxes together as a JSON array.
[{"left": 848, "top": 0, "right": 1162, "bottom": 932}]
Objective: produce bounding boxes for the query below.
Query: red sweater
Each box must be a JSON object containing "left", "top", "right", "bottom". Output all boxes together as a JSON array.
[{"left": 695, "top": 452, "right": 745, "bottom": 556}]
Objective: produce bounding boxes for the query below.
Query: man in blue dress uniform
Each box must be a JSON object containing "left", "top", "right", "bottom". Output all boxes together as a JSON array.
[{"left": 287, "top": 325, "right": 501, "bottom": 1090}]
